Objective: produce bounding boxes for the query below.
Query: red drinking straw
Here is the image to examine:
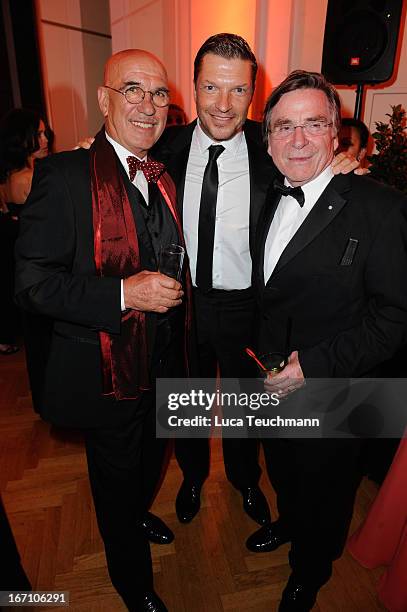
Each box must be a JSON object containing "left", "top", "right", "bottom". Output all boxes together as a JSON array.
[{"left": 245, "top": 347, "right": 267, "bottom": 371}]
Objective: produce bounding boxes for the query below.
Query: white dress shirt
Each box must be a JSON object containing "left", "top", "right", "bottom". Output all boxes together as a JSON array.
[
  {"left": 183, "top": 122, "right": 251, "bottom": 289},
  {"left": 264, "top": 166, "right": 334, "bottom": 283},
  {"left": 104, "top": 132, "right": 148, "bottom": 309},
  {"left": 105, "top": 132, "right": 149, "bottom": 204}
]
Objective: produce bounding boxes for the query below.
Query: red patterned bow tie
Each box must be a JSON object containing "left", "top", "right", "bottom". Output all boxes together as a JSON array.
[{"left": 127, "top": 157, "right": 165, "bottom": 183}]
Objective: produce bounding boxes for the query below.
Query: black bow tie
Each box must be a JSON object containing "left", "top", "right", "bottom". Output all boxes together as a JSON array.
[{"left": 273, "top": 179, "right": 305, "bottom": 207}]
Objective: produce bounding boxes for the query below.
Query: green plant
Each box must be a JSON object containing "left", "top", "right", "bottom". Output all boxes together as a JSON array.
[{"left": 367, "top": 104, "right": 407, "bottom": 194}]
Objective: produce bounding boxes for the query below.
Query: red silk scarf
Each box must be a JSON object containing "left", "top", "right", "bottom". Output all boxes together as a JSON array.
[{"left": 90, "top": 130, "right": 189, "bottom": 400}]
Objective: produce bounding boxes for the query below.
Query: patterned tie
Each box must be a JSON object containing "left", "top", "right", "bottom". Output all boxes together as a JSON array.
[
  {"left": 273, "top": 179, "right": 305, "bottom": 207},
  {"left": 127, "top": 157, "right": 165, "bottom": 183},
  {"left": 195, "top": 144, "right": 225, "bottom": 292}
]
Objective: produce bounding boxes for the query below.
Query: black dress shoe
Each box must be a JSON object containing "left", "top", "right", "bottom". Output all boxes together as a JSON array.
[
  {"left": 176, "top": 481, "right": 201, "bottom": 523},
  {"left": 278, "top": 574, "right": 319, "bottom": 611},
  {"left": 240, "top": 486, "right": 271, "bottom": 525},
  {"left": 136, "top": 590, "right": 168, "bottom": 611},
  {"left": 141, "top": 512, "right": 174, "bottom": 545},
  {"left": 246, "top": 522, "right": 290, "bottom": 552}
]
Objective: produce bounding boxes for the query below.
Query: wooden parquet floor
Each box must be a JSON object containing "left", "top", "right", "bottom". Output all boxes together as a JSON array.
[{"left": 0, "top": 349, "right": 387, "bottom": 611}]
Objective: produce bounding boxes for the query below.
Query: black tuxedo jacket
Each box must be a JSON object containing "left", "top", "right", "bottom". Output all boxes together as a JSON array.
[
  {"left": 15, "top": 147, "right": 179, "bottom": 428},
  {"left": 153, "top": 119, "right": 278, "bottom": 258},
  {"left": 253, "top": 173, "right": 407, "bottom": 377}
]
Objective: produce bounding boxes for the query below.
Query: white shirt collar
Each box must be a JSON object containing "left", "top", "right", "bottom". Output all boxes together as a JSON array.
[
  {"left": 195, "top": 120, "right": 244, "bottom": 157},
  {"left": 105, "top": 131, "right": 146, "bottom": 179},
  {"left": 285, "top": 164, "right": 334, "bottom": 200}
]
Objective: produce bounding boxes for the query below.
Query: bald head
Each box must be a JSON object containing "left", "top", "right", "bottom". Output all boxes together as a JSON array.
[
  {"left": 103, "top": 49, "right": 168, "bottom": 86},
  {"left": 98, "top": 49, "right": 169, "bottom": 158}
]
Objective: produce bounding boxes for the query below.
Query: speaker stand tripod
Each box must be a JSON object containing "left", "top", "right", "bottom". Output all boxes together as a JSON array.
[{"left": 354, "top": 83, "right": 366, "bottom": 121}]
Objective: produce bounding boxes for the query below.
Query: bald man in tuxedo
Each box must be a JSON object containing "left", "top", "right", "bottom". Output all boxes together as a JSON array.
[{"left": 15, "top": 49, "right": 191, "bottom": 612}]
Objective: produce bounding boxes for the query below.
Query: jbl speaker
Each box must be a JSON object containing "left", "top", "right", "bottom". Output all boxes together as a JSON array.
[{"left": 321, "top": 0, "right": 403, "bottom": 84}]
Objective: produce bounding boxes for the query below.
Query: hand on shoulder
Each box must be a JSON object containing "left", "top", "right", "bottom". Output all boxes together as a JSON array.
[{"left": 73, "top": 137, "right": 95, "bottom": 150}]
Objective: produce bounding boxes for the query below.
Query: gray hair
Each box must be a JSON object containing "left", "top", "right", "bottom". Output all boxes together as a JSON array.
[{"left": 263, "top": 70, "right": 341, "bottom": 142}]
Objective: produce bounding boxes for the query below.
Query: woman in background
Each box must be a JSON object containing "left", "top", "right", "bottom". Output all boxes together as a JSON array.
[
  {"left": 0, "top": 108, "right": 51, "bottom": 208},
  {"left": 0, "top": 108, "right": 52, "bottom": 355},
  {"left": 0, "top": 108, "right": 53, "bottom": 356}
]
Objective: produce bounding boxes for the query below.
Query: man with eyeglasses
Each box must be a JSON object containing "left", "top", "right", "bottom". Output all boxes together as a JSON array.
[
  {"left": 153, "top": 33, "right": 361, "bottom": 531},
  {"left": 15, "top": 49, "right": 190, "bottom": 612},
  {"left": 250, "top": 70, "right": 407, "bottom": 611}
]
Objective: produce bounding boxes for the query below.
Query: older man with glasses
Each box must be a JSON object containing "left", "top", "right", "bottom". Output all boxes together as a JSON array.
[
  {"left": 250, "top": 70, "right": 407, "bottom": 611},
  {"left": 15, "top": 49, "right": 191, "bottom": 612}
]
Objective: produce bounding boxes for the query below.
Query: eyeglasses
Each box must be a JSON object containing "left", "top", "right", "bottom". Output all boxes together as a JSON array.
[
  {"left": 269, "top": 121, "right": 333, "bottom": 139},
  {"left": 104, "top": 85, "right": 170, "bottom": 108}
]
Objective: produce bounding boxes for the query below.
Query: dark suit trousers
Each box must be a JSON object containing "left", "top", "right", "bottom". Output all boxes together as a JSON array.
[
  {"left": 21, "top": 311, "right": 53, "bottom": 414},
  {"left": 0, "top": 495, "right": 31, "bottom": 590},
  {"left": 83, "top": 324, "right": 182, "bottom": 608},
  {"left": 0, "top": 213, "right": 20, "bottom": 344},
  {"left": 175, "top": 287, "right": 261, "bottom": 489},
  {"left": 262, "top": 438, "right": 363, "bottom": 585},
  {"left": 85, "top": 389, "right": 167, "bottom": 608}
]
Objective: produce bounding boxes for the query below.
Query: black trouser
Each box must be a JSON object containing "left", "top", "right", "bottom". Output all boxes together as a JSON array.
[
  {"left": 22, "top": 311, "right": 53, "bottom": 413},
  {"left": 175, "top": 287, "right": 261, "bottom": 490},
  {"left": 84, "top": 329, "right": 182, "bottom": 609},
  {"left": 262, "top": 438, "right": 364, "bottom": 586},
  {"left": 0, "top": 213, "right": 20, "bottom": 344},
  {"left": 0, "top": 495, "right": 31, "bottom": 590},
  {"left": 85, "top": 390, "right": 168, "bottom": 609}
]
